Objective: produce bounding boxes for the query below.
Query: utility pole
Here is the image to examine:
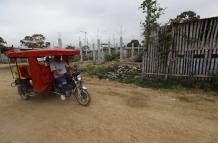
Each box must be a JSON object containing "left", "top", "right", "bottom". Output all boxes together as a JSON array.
[
  {"left": 85, "top": 32, "right": 87, "bottom": 56},
  {"left": 57, "top": 32, "right": 63, "bottom": 48},
  {"left": 120, "top": 26, "right": 124, "bottom": 61},
  {"left": 131, "top": 43, "right": 134, "bottom": 57},
  {"left": 97, "top": 39, "right": 100, "bottom": 62},
  {"left": 101, "top": 42, "right": 104, "bottom": 61},
  {"left": 108, "top": 41, "right": 111, "bottom": 56},
  {"left": 92, "top": 43, "right": 96, "bottom": 62},
  {"left": 120, "top": 36, "right": 123, "bottom": 61},
  {"left": 80, "top": 31, "right": 87, "bottom": 56},
  {"left": 79, "top": 40, "right": 83, "bottom": 62}
]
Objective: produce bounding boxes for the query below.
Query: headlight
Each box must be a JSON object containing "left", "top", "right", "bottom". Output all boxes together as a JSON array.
[{"left": 77, "top": 74, "right": 82, "bottom": 81}]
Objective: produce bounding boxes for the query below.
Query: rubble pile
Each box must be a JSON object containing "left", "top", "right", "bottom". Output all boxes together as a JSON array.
[{"left": 106, "top": 64, "right": 141, "bottom": 80}]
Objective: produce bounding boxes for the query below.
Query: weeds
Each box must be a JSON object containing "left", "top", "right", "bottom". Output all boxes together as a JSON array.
[{"left": 84, "top": 64, "right": 218, "bottom": 92}]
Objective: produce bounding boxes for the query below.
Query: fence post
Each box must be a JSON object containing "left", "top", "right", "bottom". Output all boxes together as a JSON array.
[
  {"left": 101, "top": 42, "right": 105, "bottom": 61},
  {"left": 79, "top": 41, "right": 83, "bottom": 62},
  {"left": 138, "top": 46, "right": 140, "bottom": 55},
  {"left": 115, "top": 43, "right": 118, "bottom": 54},
  {"left": 131, "top": 43, "right": 134, "bottom": 57},
  {"left": 97, "top": 39, "right": 100, "bottom": 62},
  {"left": 164, "top": 27, "right": 174, "bottom": 80},
  {"left": 108, "top": 41, "right": 111, "bottom": 56},
  {"left": 120, "top": 36, "right": 123, "bottom": 61},
  {"left": 92, "top": 43, "right": 96, "bottom": 62}
]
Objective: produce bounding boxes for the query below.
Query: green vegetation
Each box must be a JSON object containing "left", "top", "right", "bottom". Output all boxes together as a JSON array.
[
  {"left": 134, "top": 53, "right": 143, "bottom": 62},
  {"left": 71, "top": 55, "right": 81, "bottom": 62},
  {"left": 140, "top": 0, "right": 164, "bottom": 50},
  {"left": 169, "top": 10, "right": 200, "bottom": 24},
  {"left": 105, "top": 53, "right": 120, "bottom": 62},
  {"left": 84, "top": 64, "right": 218, "bottom": 91},
  {"left": 83, "top": 54, "right": 93, "bottom": 61},
  {"left": 20, "top": 34, "right": 50, "bottom": 48},
  {"left": 0, "top": 36, "right": 7, "bottom": 53}
]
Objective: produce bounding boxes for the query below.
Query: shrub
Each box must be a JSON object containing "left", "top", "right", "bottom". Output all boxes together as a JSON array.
[
  {"left": 134, "top": 53, "right": 143, "bottom": 62},
  {"left": 105, "top": 53, "right": 120, "bottom": 62},
  {"left": 71, "top": 55, "right": 80, "bottom": 62}
]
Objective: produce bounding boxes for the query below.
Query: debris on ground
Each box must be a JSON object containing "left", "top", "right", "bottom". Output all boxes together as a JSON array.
[{"left": 106, "top": 64, "right": 141, "bottom": 80}]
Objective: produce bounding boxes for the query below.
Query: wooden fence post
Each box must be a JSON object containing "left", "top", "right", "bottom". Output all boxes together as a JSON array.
[{"left": 164, "top": 27, "right": 175, "bottom": 80}]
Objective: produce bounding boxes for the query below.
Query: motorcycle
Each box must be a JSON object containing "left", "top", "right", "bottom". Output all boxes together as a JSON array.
[{"left": 66, "top": 71, "right": 91, "bottom": 106}]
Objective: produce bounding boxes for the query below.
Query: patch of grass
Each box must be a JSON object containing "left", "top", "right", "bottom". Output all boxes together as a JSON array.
[
  {"left": 117, "top": 75, "right": 218, "bottom": 91},
  {"left": 84, "top": 64, "right": 218, "bottom": 92}
]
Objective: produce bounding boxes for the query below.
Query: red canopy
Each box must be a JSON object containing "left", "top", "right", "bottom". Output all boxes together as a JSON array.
[{"left": 7, "top": 49, "right": 80, "bottom": 58}]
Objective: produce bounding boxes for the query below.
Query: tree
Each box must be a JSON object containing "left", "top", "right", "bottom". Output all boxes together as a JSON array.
[
  {"left": 170, "top": 11, "right": 200, "bottom": 24},
  {"left": 20, "top": 34, "right": 50, "bottom": 48},
  {"left": 0, "top": 36, "right": 7, "bottom": 53},
  {"left": 0, "top": 37, "right": 6, "bottom": 45},
  {"left": 140, "top": 0, "right": 164, "bottom": 50},
  {"left": 65, "top": 45, "right": 75, "bottom": 49},
  {"left": 127, "top": 40, "right": 141, "bottom": 47}
]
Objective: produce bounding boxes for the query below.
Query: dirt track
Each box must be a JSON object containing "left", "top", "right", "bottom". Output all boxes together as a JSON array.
[{"left": 0, "top": 67, "right": 218, "bottom": 143}]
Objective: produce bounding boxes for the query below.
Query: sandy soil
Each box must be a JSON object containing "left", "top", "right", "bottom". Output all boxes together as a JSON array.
[{"left": 0, "top": 67, "right": 218, "bottom": 143}]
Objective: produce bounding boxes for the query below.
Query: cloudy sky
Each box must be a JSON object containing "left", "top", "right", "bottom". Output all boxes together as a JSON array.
[{"left": 0, "top": 0, "right": 218, "bottom": 47}]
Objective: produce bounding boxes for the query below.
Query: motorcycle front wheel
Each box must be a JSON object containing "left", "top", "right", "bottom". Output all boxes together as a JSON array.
[{"left": 75, "top": 89, "right": 91, "bottom": 106}]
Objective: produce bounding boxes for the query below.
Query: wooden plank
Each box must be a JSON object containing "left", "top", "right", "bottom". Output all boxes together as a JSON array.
[
  {"left": 214, "top": 49, "right": 218, "bottom": 75},
  {"left": 196, "top": 21, "right": 203, "bottom": 50},
  {"left": 186, "top": 22, "right": 194, "bottom": 75},
  {"left": 150, "top": 43, "right": 154, "bottom": 74},
  {"left": 207, "top": 49, "right": 213, "bottom": 76},
  {"left": 200, "top": 20, "right": 208, "bottom": 49},
  {"left": 175, "top": 26, "right": 180, "bottom": 75},
  {"left": 193, "top": 50, "right": 198, "bottom": 75},
  {"left": 190, "top": 49, "right": 194, "bottom": 76},
  {"left": 155, "top": 31, "right": 159, "bottom": 74},
  {"left": 165, "top": 26, "right": 175, "bottom": 79},
  {"left": 197, "top": 50, "right": 201, "bottom": 75},
  {"left": 172, "top": 25, "right": 178, "bottom": 75},
  {"left": 210, "top": 49, "right": 215, "bottom": 75},
  {"left": 201, "top": 49, "right": 206, "bottom": 75},
  {"left": 144, "top": 50, "right": 148, "bottom": 74},
  {"left": 205, "top": 19, "right": 214, "bottom": 49},
  {"left": 184, "top": 23, "right": 191, "bottom": 75},
  {"left": 212, "top": 19, "right": 218, "bottom": 49}
]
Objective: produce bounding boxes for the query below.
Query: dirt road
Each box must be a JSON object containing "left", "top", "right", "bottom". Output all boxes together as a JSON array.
[{"left": 0, "top": 67, "right": 218, "bottom": 143}]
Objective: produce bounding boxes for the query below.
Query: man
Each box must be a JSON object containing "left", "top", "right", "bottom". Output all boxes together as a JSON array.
[{"left": 50, "top": 56, "right": 70, "bottom": 101}]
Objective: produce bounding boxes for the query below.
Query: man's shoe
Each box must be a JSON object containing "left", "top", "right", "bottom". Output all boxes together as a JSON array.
[{"left": 60, "top": 95, "right": 66, "bottom": 101}]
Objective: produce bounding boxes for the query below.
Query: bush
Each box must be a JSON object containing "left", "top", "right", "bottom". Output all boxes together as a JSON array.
[
  {"left": 134, "top": 53, "right": 143, "bottom": 62},
  {"left": 84, "top": 54, "right": 93, "bottom": 61},
  {"left": 87, "top": 67, "right": 108, "bottom": 79},
  {"left": 71, "top": 55, "right": 80, "bottom": 62},
  {"left": 84, "top": 62, "right": 218, "bottom": 91},
  {"left": 105, "top": 53, "right": 120, "bottom": 62}
]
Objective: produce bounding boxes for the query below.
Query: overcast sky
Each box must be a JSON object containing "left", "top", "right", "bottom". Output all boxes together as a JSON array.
[{"left": 0, "top": 0, "right": 218, "bottom": 47}]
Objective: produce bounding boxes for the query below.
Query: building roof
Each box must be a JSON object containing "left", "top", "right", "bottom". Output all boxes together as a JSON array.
[{"left": 6, "top": 49, "right": 80, "bottom": 58}]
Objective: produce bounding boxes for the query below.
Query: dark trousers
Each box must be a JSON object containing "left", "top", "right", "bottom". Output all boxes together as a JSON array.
[{"left": 55, "top": 73, "right": 71, "bottom": 96}]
